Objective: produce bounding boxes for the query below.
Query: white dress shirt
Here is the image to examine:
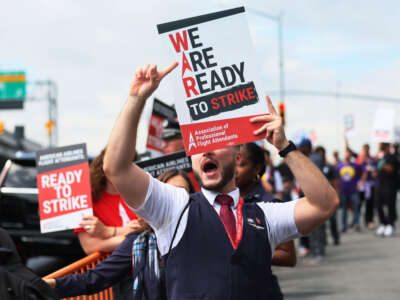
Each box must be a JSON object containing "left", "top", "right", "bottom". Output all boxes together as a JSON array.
[{"left": 131, "top": 173, "right": 300, "bottom": 256}]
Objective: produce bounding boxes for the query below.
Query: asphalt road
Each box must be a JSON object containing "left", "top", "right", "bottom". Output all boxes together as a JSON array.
[{"left": 274, "top": 227, "right": 400, "bottom": 300}]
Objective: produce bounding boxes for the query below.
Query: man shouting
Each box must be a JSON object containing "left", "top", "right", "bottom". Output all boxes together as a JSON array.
[{"left": 104, "top": 63, "right": 339, "bottom": 300}]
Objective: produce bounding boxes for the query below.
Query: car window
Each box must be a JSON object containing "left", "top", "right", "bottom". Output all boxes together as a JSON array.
[{"left": 3, "top": 163, "right": 37, "bottom": 188}]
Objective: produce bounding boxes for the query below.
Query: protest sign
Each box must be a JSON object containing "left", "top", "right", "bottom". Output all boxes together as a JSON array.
[
  {"left": 372, "top": 108, "right": 395, "bottom": 143},
  {"left": 344, "top": 114, "right": 355, "bottom": 138},
  {"left": 136, "top": 150, "right": 200, "bottom": 191},
  {"left": 146, "top": 98, "right": 177, "bottom": 158},
  {"left": 157, "top": 6, "right": 269, "bottom": 155},
  {"left": 36, "top": 143, "right": 93, "bottom": 233}
]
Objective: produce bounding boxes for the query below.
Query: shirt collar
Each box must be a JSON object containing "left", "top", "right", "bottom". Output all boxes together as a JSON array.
[{"left": 201, "top": 187, "right": 240, "bottom": 208}]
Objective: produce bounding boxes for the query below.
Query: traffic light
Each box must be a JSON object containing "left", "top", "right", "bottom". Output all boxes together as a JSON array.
[
  {"left": 278, "top": 101, "right": 285, "bottom": 126},
  {"left": 45, "top": 120, "right": 55, "bottom": 137},
  {"left": 0, "top": 121, "right": 4, "bottom": 135}
]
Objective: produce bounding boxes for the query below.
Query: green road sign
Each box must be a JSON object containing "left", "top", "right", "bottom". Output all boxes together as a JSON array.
[{"left": 0, "top": 71, "right": 26, "bottom": 109}]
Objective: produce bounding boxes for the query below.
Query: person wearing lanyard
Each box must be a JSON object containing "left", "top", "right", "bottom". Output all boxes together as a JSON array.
[{"left": 103, "top": 63, "right": 339, "bottom": 300}]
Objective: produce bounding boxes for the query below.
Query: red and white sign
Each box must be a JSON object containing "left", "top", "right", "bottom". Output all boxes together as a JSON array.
[
  {"left": 372, "top": 108, "right": 395, "bottom": 143},
  {"left": 147, "top": 113, "right": 165, "bottom": 156},
  {"left": 146, "top": 98, "right": 177, "bottom": 158},
  {"left": 36, "top": 143, "right": 93, "bottom": 233},
  {"left": 157, "top": 7, "right": 268, "bottom": 155}
]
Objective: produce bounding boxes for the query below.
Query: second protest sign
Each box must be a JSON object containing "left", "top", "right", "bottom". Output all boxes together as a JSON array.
[{"left": 36, "top": 143, "right": 93, "bottom": 233}]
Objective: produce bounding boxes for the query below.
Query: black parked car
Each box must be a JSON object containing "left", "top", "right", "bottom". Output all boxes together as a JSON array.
[{"left": 0, "top": 152, "right": 86, "bottom": 276}]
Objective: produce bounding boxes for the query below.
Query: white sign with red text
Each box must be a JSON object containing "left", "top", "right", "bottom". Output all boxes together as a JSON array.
[
  {"left": 36, "top": 144, "right": 93, "bottom": 233},
  {"left": 157, "top": 7, "right": 269, "bottom": 155},
  {"left": 372, "top": 108, "right": 395, "bottom": 143}
]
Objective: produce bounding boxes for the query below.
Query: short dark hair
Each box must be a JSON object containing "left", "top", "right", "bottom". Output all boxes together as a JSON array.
[
  {"left": 315, "top": 146, "right": 326, "bottom": 155},
  {"left": 240, "top": 143, "right": 266, "bottom": 176},
  {"left": 90, "top": 148, "right": 107, "bottom": 202}
]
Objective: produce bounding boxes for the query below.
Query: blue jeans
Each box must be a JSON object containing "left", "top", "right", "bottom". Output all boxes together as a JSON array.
[{"left": 341, "top": 192, "right": 360, "bottom": 231}]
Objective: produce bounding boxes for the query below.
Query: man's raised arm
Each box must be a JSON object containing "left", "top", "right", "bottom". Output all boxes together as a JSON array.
[
  {"left": 251, "top": 96, "right": 340, "bottom": 235},
  {"left": 103, "top": 63, "right": 178, "bottom": 209}
]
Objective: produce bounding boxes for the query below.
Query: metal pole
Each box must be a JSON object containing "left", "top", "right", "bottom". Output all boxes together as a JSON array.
[
  {"left": 25, "top": 80, "right": 58, "bottom": 148},
  {"left": 47, "top": 81, "right": 52, "bottom": 147},
  {"left": 278, "top": 12, "right": 285, "bottom": 103},
  {"left": 246, "top": 8, "right": 285, "bottom": 103},
  {"left": 336, "top": 81, "right": 341, "bottom": 152},
  {"left": 48, "top": 80, "right": 58, "bottom": 147},
  {"left": 53, "top": 82, "right": 58, "bottom": 147}
]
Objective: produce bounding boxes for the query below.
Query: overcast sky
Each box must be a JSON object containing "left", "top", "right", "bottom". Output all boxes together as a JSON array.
[{"left": 1, "top": 0, "right": 399, "bottom": 159}]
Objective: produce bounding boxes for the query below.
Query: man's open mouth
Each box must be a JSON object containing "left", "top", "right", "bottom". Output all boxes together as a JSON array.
[{"left": 203, "top": 161, "right": 218, "bottom": 175}]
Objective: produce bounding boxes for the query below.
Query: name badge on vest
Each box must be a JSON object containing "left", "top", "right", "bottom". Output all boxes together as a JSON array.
[{"left": 247, "top": 217, "right": 265, "bottom": 230}]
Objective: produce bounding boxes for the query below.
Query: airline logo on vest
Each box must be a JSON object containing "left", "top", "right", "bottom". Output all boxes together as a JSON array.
[{"left": 247, "top": 217, "right": 265, "bottom": 230}]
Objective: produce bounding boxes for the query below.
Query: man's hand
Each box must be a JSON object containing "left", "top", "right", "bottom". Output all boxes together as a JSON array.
[
  {"left": 129, "top": 62, "right": 178, "bottom": 101},
  {"left": 250, "top": 96, "right": 289, "bottom": 151}
]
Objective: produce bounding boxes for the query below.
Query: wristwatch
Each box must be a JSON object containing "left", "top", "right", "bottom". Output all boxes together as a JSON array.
[{"left": 278, "top": 140, "right": 297, "bottom": 158}]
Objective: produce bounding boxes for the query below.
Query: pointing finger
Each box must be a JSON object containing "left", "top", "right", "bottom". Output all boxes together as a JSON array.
[{"left": 159, "top": 61, "right": 179, "bottom": 79}]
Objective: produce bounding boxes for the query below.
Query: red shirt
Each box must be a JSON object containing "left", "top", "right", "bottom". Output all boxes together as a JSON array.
[{"left": 75, "top": 191, "right": 137, "bottom": 233}]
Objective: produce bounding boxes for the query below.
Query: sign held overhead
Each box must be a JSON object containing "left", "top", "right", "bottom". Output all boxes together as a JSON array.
[{"left": 157, "top": 7, "right": 269, "bottom": 155}]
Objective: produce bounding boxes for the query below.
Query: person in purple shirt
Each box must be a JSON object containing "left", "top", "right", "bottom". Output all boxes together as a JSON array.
[
  {"left": 346, "top": 141, "right": 378, "bottom": 230},
  {"left": 336, "top": 149, "right": 363, "bottom": 232}
]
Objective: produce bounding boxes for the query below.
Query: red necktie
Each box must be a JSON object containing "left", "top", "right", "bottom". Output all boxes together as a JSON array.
[{"left": 215, "top": 194, "right": 236, "bottom": 241}]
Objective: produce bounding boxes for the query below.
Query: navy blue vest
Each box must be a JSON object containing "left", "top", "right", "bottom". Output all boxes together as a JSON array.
[{"left": 164, "top": 192, "right": 273, "bottom": 300}]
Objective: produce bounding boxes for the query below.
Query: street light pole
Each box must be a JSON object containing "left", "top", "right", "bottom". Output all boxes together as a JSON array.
[
  {"left": 247, "top": 8, "right": 285, "bottom": 102},
  {"left": 278, "top": 12, "right": 285, "bottom": 103},
  {"left": 48, "top": 80, "right": 58, "bottom": 147},
  {"left": 26, "top": 80, "right": 58, "bottom": 147}
]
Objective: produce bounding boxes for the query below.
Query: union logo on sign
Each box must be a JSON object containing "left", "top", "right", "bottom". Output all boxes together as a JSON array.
[{"left": 188, "top": 132, "right": 197, "bottom": 151}]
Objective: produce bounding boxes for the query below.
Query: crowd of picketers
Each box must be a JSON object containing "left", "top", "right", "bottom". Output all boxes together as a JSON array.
[
  {"left": 42, "top": 127, "right": 399, "bottom": 299},
  {"left": 160, "top": 120, "right": 399, "bottom": 248},
  {"left": 264, "top": 136, "right": 399, "bottom": 264}
]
